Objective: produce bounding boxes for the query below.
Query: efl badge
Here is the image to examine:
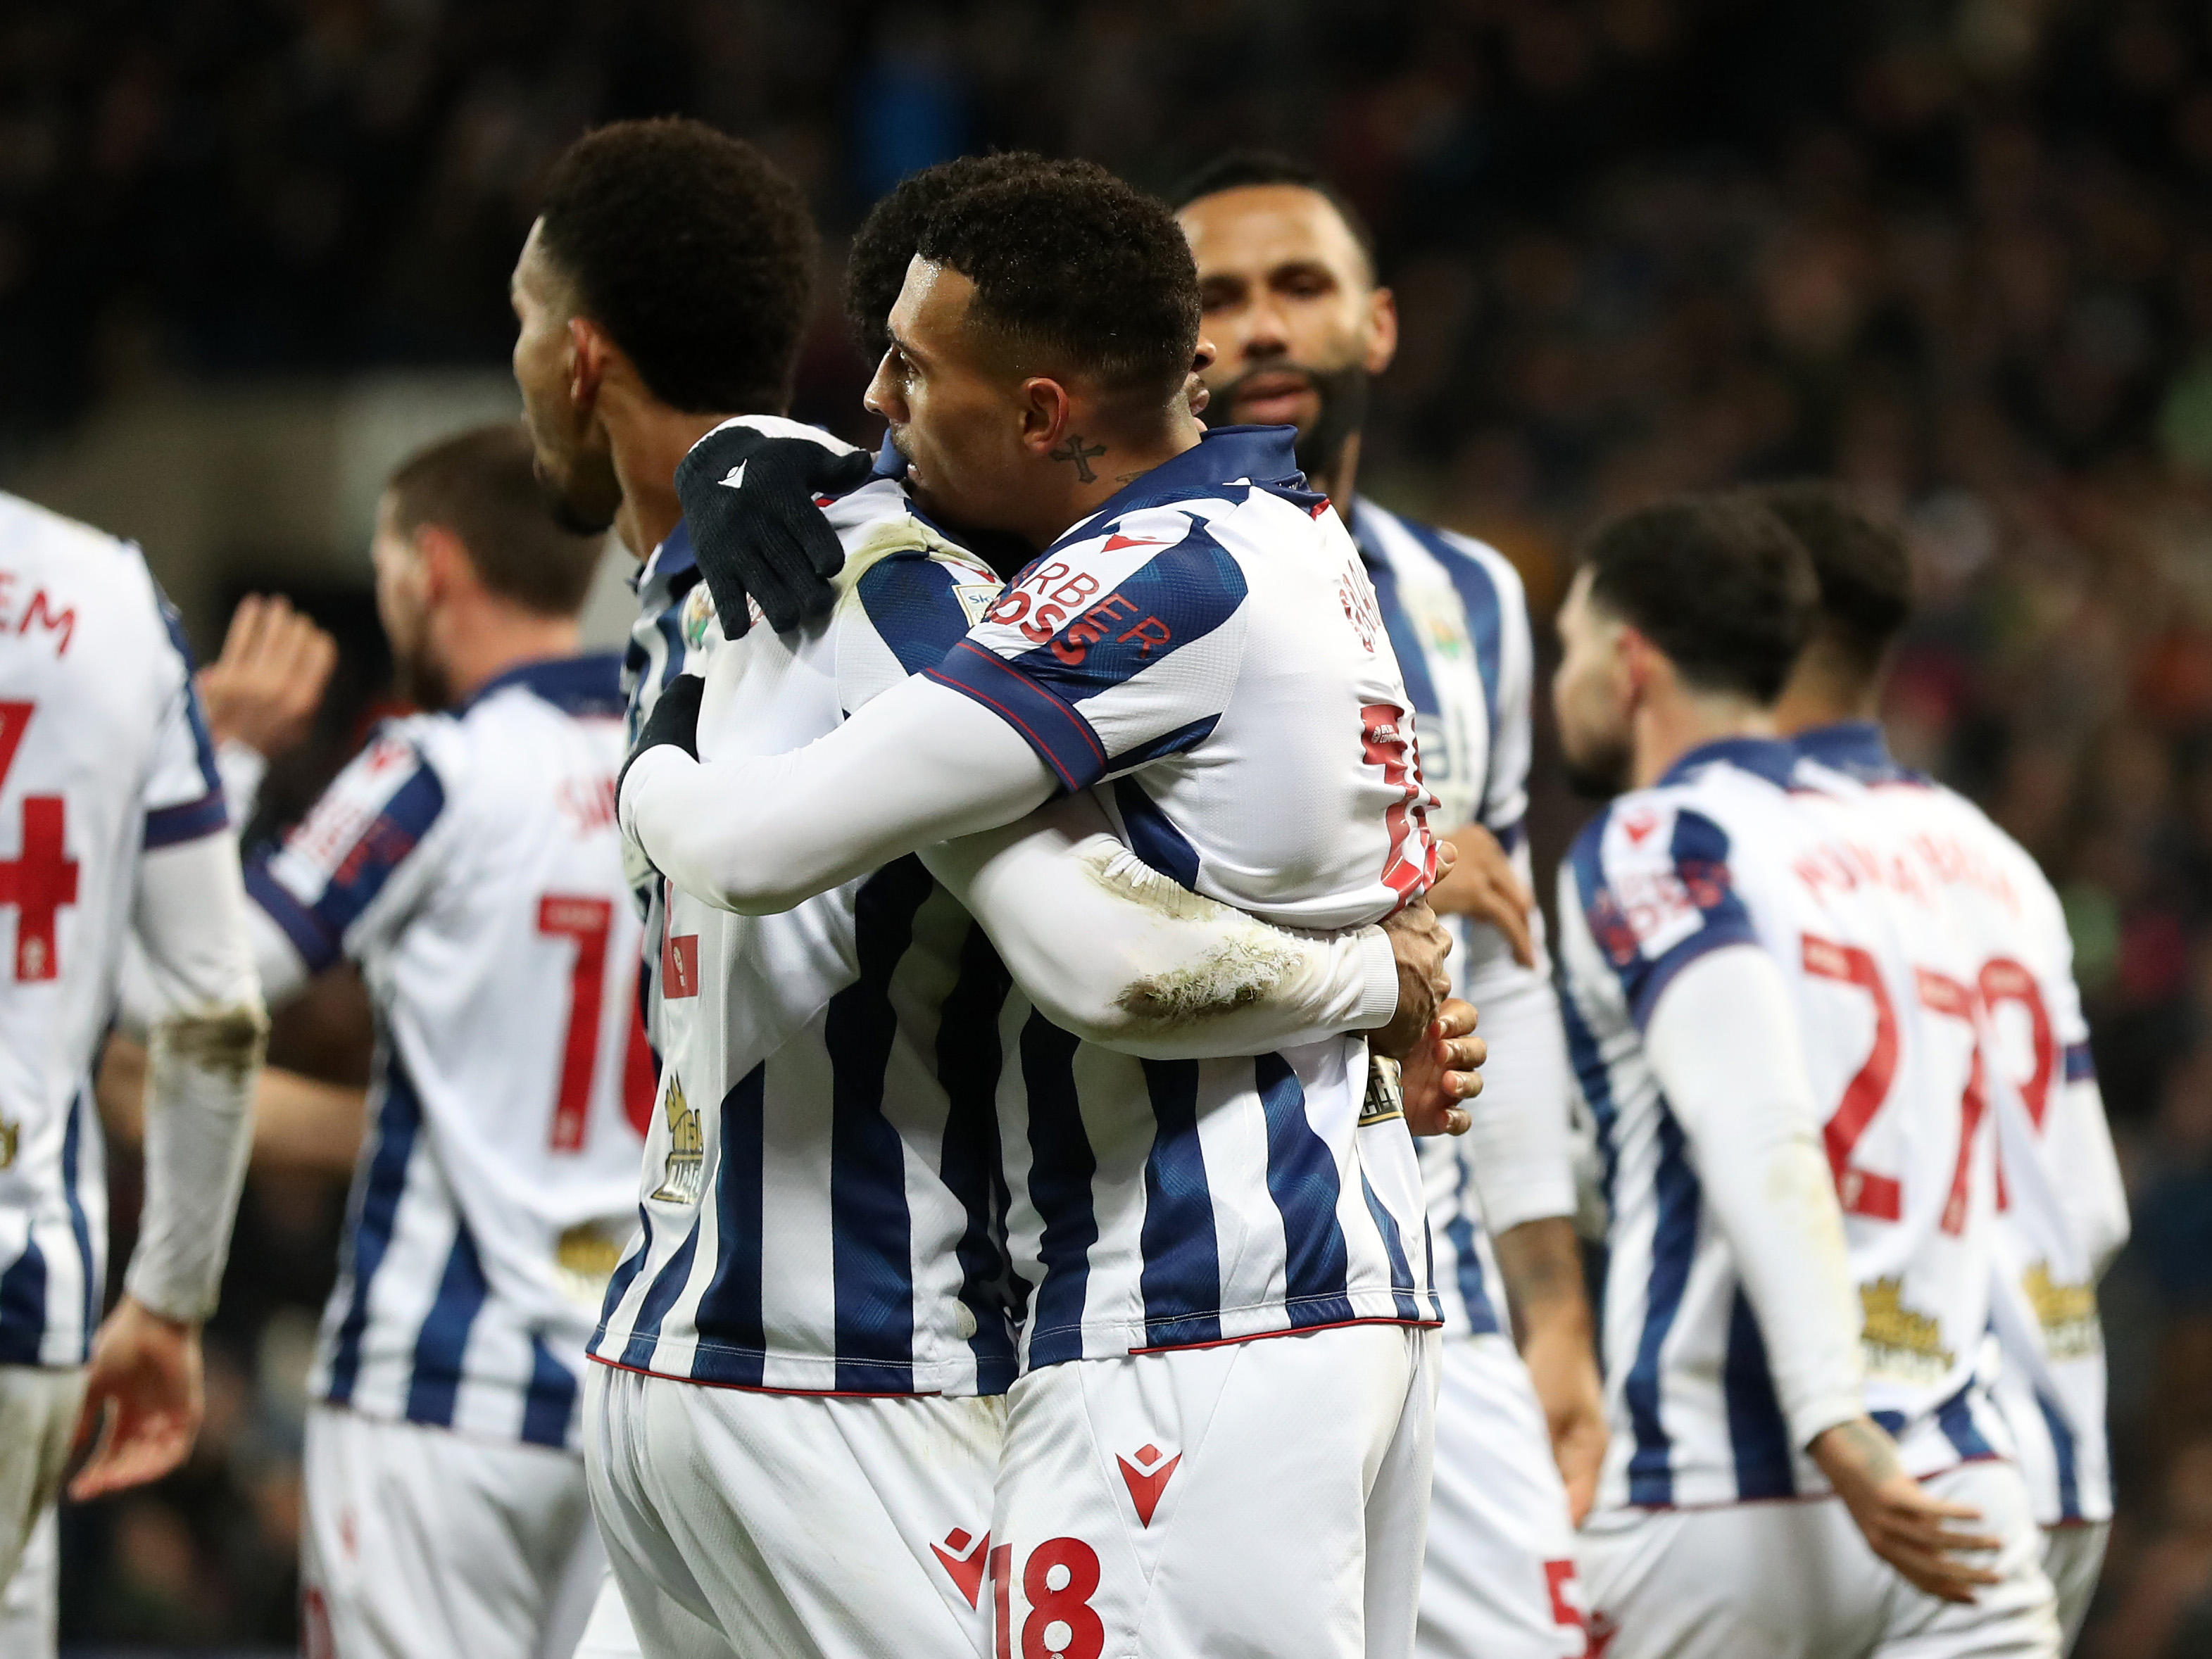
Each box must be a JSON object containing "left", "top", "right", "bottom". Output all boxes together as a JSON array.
[
  {"left": 1359, "top": 1057, "right": 1406, "bottom": 1127},
  {"left": 648, "top": 1073, "right": 705, "bottom": 1205}
]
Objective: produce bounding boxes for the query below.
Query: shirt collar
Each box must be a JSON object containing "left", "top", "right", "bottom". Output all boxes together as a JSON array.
[
  {"left": 636, "top": 518, "right": 696, "bottom": 598},
  {"left": 1792, "top": 719, "right": 1909, "bottom": 782},
  {"left": 870, "top": 431, "right": 908, "bottom": 481},
  {"left": 1072, "top": 424, "right": 1312, "bottom": 531},
  {"left": 461, "top": 652, "right": 627, "bottom": 719},
  {"left": 1656, "top": 733, "right": 1801, "bottom": 790}
]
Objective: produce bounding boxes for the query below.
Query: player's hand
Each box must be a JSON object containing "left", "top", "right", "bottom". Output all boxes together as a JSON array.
[
  {"left": 674, "top": 422, "right": 875, "bottom": 637},
  {"left": 1400, "top": 998, "right": 1484, "bottom": 1135},
  {"left": 1370, "top": 898, "right": 1453, "bottom": 1059},
  {"left": 1809, "top": 1416, "right": 2004, "bottom": 1603},
  {"left": 195, "top": 593, "right": 337, "bottom": 759},
  {"left": 69, "top": 1296, "right": 204, "bottom": 1501},
  {"left": 1426, "top": 822, "right": 1536, "bottom": 969}
]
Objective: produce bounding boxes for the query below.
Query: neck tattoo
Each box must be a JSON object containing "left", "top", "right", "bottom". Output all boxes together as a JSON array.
[{"left": 1050, "top": 434, "right": 1106, "bottom": 483}]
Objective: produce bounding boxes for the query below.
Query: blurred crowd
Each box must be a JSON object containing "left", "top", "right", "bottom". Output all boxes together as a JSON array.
[{"left": 8, "top": 0, "right": 2212, "bottom": 1652}]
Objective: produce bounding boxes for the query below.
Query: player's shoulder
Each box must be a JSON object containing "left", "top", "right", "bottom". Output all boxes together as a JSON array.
[
  {"left": 832, "top": 488, "right": 1004, "bottom": 673},
  {"left": 1356, "top": 498, "right": 1527, "bottom": 605},
  {"left": 0, "top": 491, "right": 168, "bottom": 646},
  {"left": 1568, "top": 742, "right": 1799, "bottom": 891},
  {"left": 0, "top": 490, "right": 140, "bottom": 567}
]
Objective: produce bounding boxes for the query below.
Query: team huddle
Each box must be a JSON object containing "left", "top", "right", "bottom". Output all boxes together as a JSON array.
[{"left": 0, "top": 118, "right": 2122, "bottom": 1659}]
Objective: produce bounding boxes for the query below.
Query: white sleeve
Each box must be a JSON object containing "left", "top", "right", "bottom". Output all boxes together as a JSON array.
[
  {"left": 921, "top": 793, "right": 1399, "bottom": 1059},
  {"left": 1645, "top": 942, "right": 1866, "bottom": 1449},
  {"left": 2059, "top": 1075, "right": 2130, "bottom": 1276},
  {"left": 1457, "top": 953, "right": 1576, "bottom": 1236},
  {"left": 124, "top": 831, "right": 269, "bottom": 1323},
  {"left": 1477, "top": 553, "right": 1535, "bottom": 840},
  {"left": 622, "top": 674, "right": 1058, "bottom": 915}
]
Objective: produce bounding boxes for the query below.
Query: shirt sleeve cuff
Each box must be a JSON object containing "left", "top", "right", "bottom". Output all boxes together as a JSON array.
[
  {"left": 925, "top": 642, "right": 1107, "bottom": 793},
  {"left": 1352, "top": 926, "right": 1400, "bottom": 1032},
  {"left": 1788, "top": 1392, "right": 1869, "bottom": 1454}
]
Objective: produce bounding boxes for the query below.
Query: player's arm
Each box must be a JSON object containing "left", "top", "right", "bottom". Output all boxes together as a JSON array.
[
  {"left": 919, "top": 790, "right": 1454, "bottom": 1061},
  {"left": 1643, "top": 944, "right": 2002, "bottom": 1603}
]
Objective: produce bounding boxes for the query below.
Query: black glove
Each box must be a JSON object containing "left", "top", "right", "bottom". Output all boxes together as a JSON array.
[
  {"left": 617, "top": 672, "right": 705, "bottom": 809},
  {"left": 673, "top": 424, "right": 876, "bottom": 637}
]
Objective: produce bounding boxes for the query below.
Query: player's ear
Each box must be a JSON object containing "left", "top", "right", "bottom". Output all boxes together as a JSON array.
[
  {"left": 412, "top": 524, "right": 472, "bottom": 607},
  {"left": 1017, "top": 376, "right": 1074, "bottom": 460},
  {"left": 1364, "top": 286, "right": 1399, "bottom": 375},
  {"left": 567, "top": 317, "right": 612, "bottom": 414}
]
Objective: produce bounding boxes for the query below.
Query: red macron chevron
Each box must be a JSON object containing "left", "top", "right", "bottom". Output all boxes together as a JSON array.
[
  {"left": 1116, "top": 1443, "right": 1181, "bottom": 1527},
  {"left": 931, "top": 1527, "right": 990, "bottom": 1610},
  {"left": 1100, "top": 533, "right": 1166, "bottom": 553}
]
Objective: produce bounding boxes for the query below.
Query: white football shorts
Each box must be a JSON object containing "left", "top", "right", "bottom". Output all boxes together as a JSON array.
[
  {"left": 993, "top": 1320, "right": 1440, "bottom": 1659},
  {"left": 1577, "top": 1458, "right": 2062, "bottom": 1658},
  {"left": 0, "top": 1363, "right": 83, "bottom": 1659},
  {"left": 1417, "top": 1332, "right": 1588, "bottom": 1659},
  {"left": 584, "top": 1361, "right": 1005, "bottom": 1659},
  {"left": 2041, "top": 1522, "right": 2107, "bottom": 1653},
  {"left": 300, "top": 1404, "right": 608, "bottom": 1659}
]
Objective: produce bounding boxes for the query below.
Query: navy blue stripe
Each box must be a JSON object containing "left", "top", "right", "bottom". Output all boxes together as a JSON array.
[
  {"left": 1442, "top": 1153, "right": 1501, "bottom": 1337},
  {"left": 144, "top": 790, "right": 228, "bottom": 849},
  {"left": 244, "top": 862, "right": 343, "bottom": 973},
  {"left": 0, "top": 1236, "right": 46, "bottom": 1364},
  {"left": 1359, "top": 1169, "right": 1424, "bottom": 1322},
  {"left": 621, "top": 1222, "right": 703, "bottom": 1375},
  {"left": 2037, "top": 1388, "right": 2082, "bottom": 1521},
  {"left": 297, "top": 760, "right": 446, "bottom": 942},
  {"left": 1057, "top": 425, "right": 1303, "bottom": 524},
  {"left": 61, "top": 1091, "right": 95, "bottom": 1360},
  {"left": 1006, "top": 520, "right": 1246, "bottom": 705},
  {"left": 520, "top": 1335, "right": 579, "bottom": 1448},
  {"left": 1020, "top": 1014, "right": 1097, "bottom": 1368},
  {"left": 856, "top": 553, "right": 981, "bottom": 676},
  {"left": 1107, "top": 712, "right": 1221, "bottom": 771},
  {"left": 461, "top": 652, "right": 625, "bottom": 719},
  {"left": 406, "top": 1223, "right": 489, "bottom": 1427},
  {"left": 686, "top": 1064, "right": 766, "bottom": 1386},
  {"left": 325, "top": 1053, "right": 425, "bottom": 1403},
  {"left": 1409, "top": 521, "right": 1505, "bottom": 793},
  {"left": 1114, "top": 777, "right": 1201, "bottom": 891},
  {"left": 822, "top": 860, "right": 932, "bottom": 1394},
  {"left": 2064, "top": 1042, "right": 2096, "bottom": 1083},
  {"left": 1627, "top": 1104, "right": 1700, "bottom": 1507},
  {"left": 1723, "top": 1288, "right": 1796, "bottom": 1499},
  {"left": 1569, "top": 808, "right": 1759, "bottom": 1031},
  {"left": 591, "top": 1206, "right": 655, "bottom": 1360},
  {"left": 1937, "top": 1384, "right": 1994, "bottom": 1461},
  {"left": 156, "top": 588, "right": 223, "bottom": 799},
  {"left": 928, "top": 644, "right": 1105, "bottom": 792},
  {"left": 1138, "top": 1059, "right": 1223, "bottom": 1346},
  {"left": 1256, "top": 1053, "right": 1355, "bottom": 1323},
  {"left": 1358, "top": 545, "right": 1441, "bottom": 721},
  {"left": 934, "top": 919, "right": 1019, "bottom": 1394}
]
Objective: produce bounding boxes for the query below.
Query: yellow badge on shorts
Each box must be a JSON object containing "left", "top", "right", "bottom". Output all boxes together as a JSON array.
[
  {"left": 2023, "top": 1261, "right": 2102, "bottom": 1358},
  {"left": 553, "top": 1221, "right": 626, "bottom": 1306},
  {"left": 0, "top": 1114, "right": 15, "bottom": 1170},
  {"left": 1359, "top": 1057, "right": 1406, "bottom": 1127},
  {"left": 649, "top": 1073, "right": 705, "bottom": 1206},
  {"left": 1859, "top": 1277, "right": 1954, "bottom": 1384}
]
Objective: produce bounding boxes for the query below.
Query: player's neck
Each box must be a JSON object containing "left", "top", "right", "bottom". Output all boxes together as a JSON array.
[
  {"left": 605, "top": 394, "right": 772, "bottom": 560},
  {"left": 1630, "top": 688, "right": 1776, "bottom": 789},
  {"left": 437, "top": 611, "right": 584, "bottom": 707},
  {"left": 1024, "top": 407, "right": 1205, "bottom": 549},
  {"left": 1770, "top": 652, "right": 1884, "bottom": 737},
  {"left": 1312, "top": 431, "right": 1362, "bottom": 523}
]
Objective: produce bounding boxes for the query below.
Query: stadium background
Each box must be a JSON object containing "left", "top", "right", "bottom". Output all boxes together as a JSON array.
[{"left": 4, "top": 1, "right": 2209, "bottom": 1652}]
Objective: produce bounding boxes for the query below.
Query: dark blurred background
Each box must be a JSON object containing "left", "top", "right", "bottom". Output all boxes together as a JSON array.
[{"left": 8, "top": 1, "right": 2212, "bottom": 1653}]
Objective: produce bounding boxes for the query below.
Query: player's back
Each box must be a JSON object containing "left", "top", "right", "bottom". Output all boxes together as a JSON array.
[
  {"left": 0, "top": 493, "right": 224, "bottom": 1366},
  {"left": 1796, "top": 721, "right": 2120, "bottom": 1528},
  {"left": 1559, "top": 738, "right": 2005, "bottom": 1510},
  {"left": 251, "top": 656, "right": 645, "bottom": 1447}
]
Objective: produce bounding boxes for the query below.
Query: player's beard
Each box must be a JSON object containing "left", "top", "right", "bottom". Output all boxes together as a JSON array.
[
  {"left": 392, "top": 646, "right": 453, "bottom": 715},
  {"left": 1209, "top": 360, "right": 1369, "bottom": 484},
  {"left": 1562, "top": 734, "right": 1633, "bottom": 800}
]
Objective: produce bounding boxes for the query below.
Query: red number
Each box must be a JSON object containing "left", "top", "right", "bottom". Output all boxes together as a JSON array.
[
  {"left": 994, "top": 1538, "right": 1103, "bottom": 1659},
  {"left": 1914, "top": 969, "right": 1989, "bottom": 1237},
  {"left": 1544, "top": 1558, "right": 1588, "bottom": 1629},
  {"left": 1977, "top": 957, "right": 2055, "bottom": 1128},
  {"left": 0, "top": 702, "right": 75, "bottom": 982},
  {"left": 1800, "top": 934, "right": 1902, "bottom": 1220},
  {"left": 538, "top": 894, "right": 612, "bottom": 1152},
  {"left": 1359, "top": 702, "right": 1435, "bottom": 905}
]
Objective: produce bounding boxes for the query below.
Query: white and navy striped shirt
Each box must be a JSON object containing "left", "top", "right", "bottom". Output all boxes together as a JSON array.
[
  {"left": 593, "top": 481, "right": 1022, "bottom": 1395},
  {"left": 1559, "top": 738, "right": 2011, "bottom": 1510},
  {"left": 928, "top": 427, "right": 1441, "bottom": 1368},
  {"left": 251, "top": 657, "right": 648, "bottom": 1451},
  {"left": 0, "top": 496, "right": 229, "bottom": 1367},
  {"left": 1796, "top": 721, "right": 2119, "bottom": 1526},
  {"left": 1352, "top": 500, "right": 1574, "bottom": 1341}
]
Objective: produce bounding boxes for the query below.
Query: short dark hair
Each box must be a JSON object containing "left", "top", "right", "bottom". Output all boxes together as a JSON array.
[
  {"left": 916, "top": 161, "right": 1200, "bottom": 405},
  {"left": 1747, "top": 482, "right": 1914, "bottom": 679},
  {"left": 1170, "top": 149, "right": 1378, "bottom": 281},
  {"left": 846, "top": 152, "right": 1057, "bottom": 365},
  {"left": 387, "top": 424, "right": 605, "bottom": 617},
  {"left": 1579, "top": 496, "right": 1817, "bottom": 703},
  {"left": 536, "top": 118, "right": 816, "bottom": 415}
]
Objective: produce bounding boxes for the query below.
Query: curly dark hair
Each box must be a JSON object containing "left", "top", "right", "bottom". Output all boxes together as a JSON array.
[
  {"left": 536, "top": 118, "right": 816, "bottom": 415},
  {"left": 1170, "top": 149, "right": 1378, "bottom": 281},
  {"left": 846, "top": 152, "right": 1057, "bottom": 365},
  {"left": 1580, "top": 495, "right": 1818, "bottom": 704},
  {"left": 915, "top": 160, "right": 1200, "bottom": 405},
  {"left": 1746, "top": 482, "right": 1914, "bottom": 679}
]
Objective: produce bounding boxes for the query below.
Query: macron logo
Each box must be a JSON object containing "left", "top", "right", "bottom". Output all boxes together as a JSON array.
[{"left": 718, "top": 460, "right": 748, "bottom": 490}]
